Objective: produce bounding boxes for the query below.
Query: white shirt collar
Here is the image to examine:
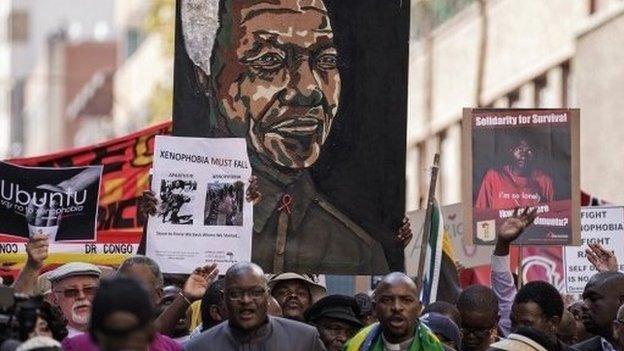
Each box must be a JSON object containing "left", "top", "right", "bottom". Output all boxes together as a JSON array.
[
  {"left": 65, "top": 326, "right": 84, "bottom": 339},
  {"left": 601, "top": 337, "right": 616, "bottom": 351}
]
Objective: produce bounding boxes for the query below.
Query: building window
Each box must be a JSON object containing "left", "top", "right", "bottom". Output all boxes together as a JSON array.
[
  {"left": 8, "top": 10, "right": 29, "bottom": 43},
  {"left": 533, "top": 75, "right": 547, "bottom": 108},
  {"left": 561, "top": 61, "right": 570, "bottom": 108},
  {"left": 507, "top": 91, "right": 520, "bottom": 107}
]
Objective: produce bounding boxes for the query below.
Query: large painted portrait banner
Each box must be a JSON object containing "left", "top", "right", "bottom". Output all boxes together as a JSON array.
[
  {"left": 172, "top": 0, "right": 409, "bottom": 274},
  {"left": 462, "top": 109, "right": 580, "bottom": 246}
]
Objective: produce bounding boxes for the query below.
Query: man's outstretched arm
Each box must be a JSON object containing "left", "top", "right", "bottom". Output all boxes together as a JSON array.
[
  {"left": 491, "top": 207, "right": 538, "bottom": 337},
  {"left": 13, "top": 234, "right": 49, "bottom": 295}
]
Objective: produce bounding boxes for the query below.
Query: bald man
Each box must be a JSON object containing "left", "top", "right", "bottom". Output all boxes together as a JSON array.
[
  {"left": 344, "top": 272, "right": 446, "bottom": 351},
  {"left": 574, "top": 272, "right": 624, "bottom": 351},
  {"left": 184, "top": 262, "right": 324, "bottom": 350}
]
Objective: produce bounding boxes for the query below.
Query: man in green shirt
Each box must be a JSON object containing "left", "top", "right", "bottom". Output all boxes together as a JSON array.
[{"left": 344, "top": 272, "right": 446, "bottom": 351}]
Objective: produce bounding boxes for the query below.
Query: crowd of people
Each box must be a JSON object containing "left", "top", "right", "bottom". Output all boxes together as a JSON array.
[{"left": 1, "top": 203, "right": 623, "bottom": 351}]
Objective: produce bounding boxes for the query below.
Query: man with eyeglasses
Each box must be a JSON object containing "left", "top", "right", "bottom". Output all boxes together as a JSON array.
[
  {"left": 269, "top": 272, "right": 327, "bottom": 321},
  {"left": 62, "top": 255, "right": 189, "bottom": 350},
  {"left": 184, "top": 262, "right": 326, "bottom": 350},
  {"left": 457, "top": 285, "right": 500, "bottom": 351},
  {"left": 47, "top": 262, "right": 102, "bottom": 338}
]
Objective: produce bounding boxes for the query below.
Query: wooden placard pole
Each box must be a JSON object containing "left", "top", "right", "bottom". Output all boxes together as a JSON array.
[
  {"left": 517, "top": 246, "right": 524, "bottom": 288},
  {"left": 417, "top": 153, "right": 440, "bottom": 295}
]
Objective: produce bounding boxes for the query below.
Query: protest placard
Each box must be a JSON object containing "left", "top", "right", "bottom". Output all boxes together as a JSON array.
[
  {"left": 0, "top": 161, "right": 102, "bottom": 242},
  {"left": 172, "top": 0, "right": 409, "bottom": 273},
  {"left": 405, "top": 203, "right": 493, "bottom": 275},
  {"left": 146, "top": 136, "right": 253, "bottom": 273},
  {"left": 564, "top": 206, "right": 624, "bottom": 294},
  {"left": 462, "top": 108, "right": 580, "bottom": 246}
]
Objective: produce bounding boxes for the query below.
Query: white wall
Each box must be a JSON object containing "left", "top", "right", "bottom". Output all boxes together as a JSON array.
[{"left": 575, "top": 4, "right": 624, "bottom": 204}]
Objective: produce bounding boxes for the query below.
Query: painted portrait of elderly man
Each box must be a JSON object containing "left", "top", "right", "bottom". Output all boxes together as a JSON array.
[{"left": 173, "top": 0, "right": 409, "bottom": 274}]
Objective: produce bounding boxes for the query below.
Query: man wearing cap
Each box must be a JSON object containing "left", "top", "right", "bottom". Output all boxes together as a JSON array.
[
  {"left": 11, "top": 234, "right": 97, "bottom": 339},
  {"left": 306, "top": 295, "right": 364, "bottom": 351},
  {"left": 420, "top": 312, "right": 462, "bottom": 351},
  {"left": 47, "top": 261, "right": 101, "bottom": 338},
  {"left": 269, "top": 272, "right": 327, "bottom": 321},
  {"left": 88, "top": 277, "right": 158, "bottom": 351}
]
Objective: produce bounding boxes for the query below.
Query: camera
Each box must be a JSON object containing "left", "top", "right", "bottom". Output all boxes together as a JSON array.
[{"left": 0, "top": 286, "right": 42, "bottom": 345}]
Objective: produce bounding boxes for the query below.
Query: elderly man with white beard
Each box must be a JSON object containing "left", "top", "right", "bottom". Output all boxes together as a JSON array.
[{"left": 47, "top": 262, "right": 101, "bottom": 338}]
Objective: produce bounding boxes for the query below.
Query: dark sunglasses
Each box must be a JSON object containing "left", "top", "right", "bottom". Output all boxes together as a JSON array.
[{"left": 53, "top": 285, "right": 97, "bottom": 299}]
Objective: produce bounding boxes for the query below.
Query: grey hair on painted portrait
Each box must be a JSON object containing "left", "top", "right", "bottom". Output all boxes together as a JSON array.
[{"left": 181, "top": 0, "right": 220, "bottom": 77}]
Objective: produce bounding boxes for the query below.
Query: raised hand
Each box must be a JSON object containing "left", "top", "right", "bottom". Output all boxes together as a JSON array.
[
  {"left": 245, "top": 175, "right": 262, "bottom": 205},
  {"left": 182, "top": 263, "right": 219, "bottom": 301},
  {"left": 585, "top": 243, "right": 619, "bottom": 273},
  {"left": 25, "top": 233, "right": 49, "bottom": 269},
  {"left": 497, "top": 207, "right": 538, "bottom": 243},
  {"left": 139, "top": 190, "right": 159, "bottom": 216},
  {"left": 494, "top": 207, "right": 538, "bottom": 256}
]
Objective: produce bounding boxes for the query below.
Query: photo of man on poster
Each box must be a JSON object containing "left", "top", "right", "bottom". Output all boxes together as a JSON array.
[
  {"left": 172, "top": 0, "right": 409, "bottom": 273},
  {"left": 463, "top": 109, "right": 580, "bottom": 246},
  {"left": 475, "top": 131, "right": 554, "bottom": 210}
]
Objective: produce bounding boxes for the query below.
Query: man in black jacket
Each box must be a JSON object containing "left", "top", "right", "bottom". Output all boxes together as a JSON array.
[
  {"left": 184, "top": 262, "right": 325, "bottom": 351},
  {"left": 574, "top": 272, "right": 624, "bottom": 351},
  {"left": 510, "top": 281, "right": 577, "bottom": 351}
]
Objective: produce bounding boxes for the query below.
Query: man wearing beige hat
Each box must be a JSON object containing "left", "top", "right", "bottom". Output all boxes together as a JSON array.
[
  {"left": 47, "top": 262, "right": 101, "bottom": 338},
  {"left": 269, "top": 272, "right": 327, "bottom": 322}
]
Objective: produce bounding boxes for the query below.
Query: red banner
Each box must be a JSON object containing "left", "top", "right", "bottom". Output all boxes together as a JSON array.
[{"left": 1, "top": 121, "right": 171, "bottom": 270}]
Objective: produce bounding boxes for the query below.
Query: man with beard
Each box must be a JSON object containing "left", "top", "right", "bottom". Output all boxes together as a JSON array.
[
  {"left": 457, "top": 285, "right": 500, "bottom": 351},
  {"left": 475, "top": 134, "right": 553, "bottom": 210},
  {"left": 269, "top": 272, "right": 327, "bottom": 321},
  {"left": 344, "top": 272, "right": 445, "bottom": 351},
  {"left": 184, "top": 262, "right": 325, "bottom": 350},
  {"left": 573, "top": 271, "right": 624, "bottom": 351},
  {"left": 62, "top": 255, "right": 190, "bottom": 350},
  {"left": 47, "top": 262, "right": 101, "bottom": 338},
  {"left": 179, "top": 0, "right": 393, "bottom": 274},
  {"left": 306, "top": 295, "right": 364, "bottom": 351}
]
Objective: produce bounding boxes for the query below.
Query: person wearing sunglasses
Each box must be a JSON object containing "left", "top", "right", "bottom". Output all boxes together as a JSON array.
[{"left": 47, "top": 262, "right": 101, "bottom": 338}]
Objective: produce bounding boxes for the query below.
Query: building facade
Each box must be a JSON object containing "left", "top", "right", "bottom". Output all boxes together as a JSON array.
[{"left": 407, "top": 0, "right": 624, "bottom": 210}]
